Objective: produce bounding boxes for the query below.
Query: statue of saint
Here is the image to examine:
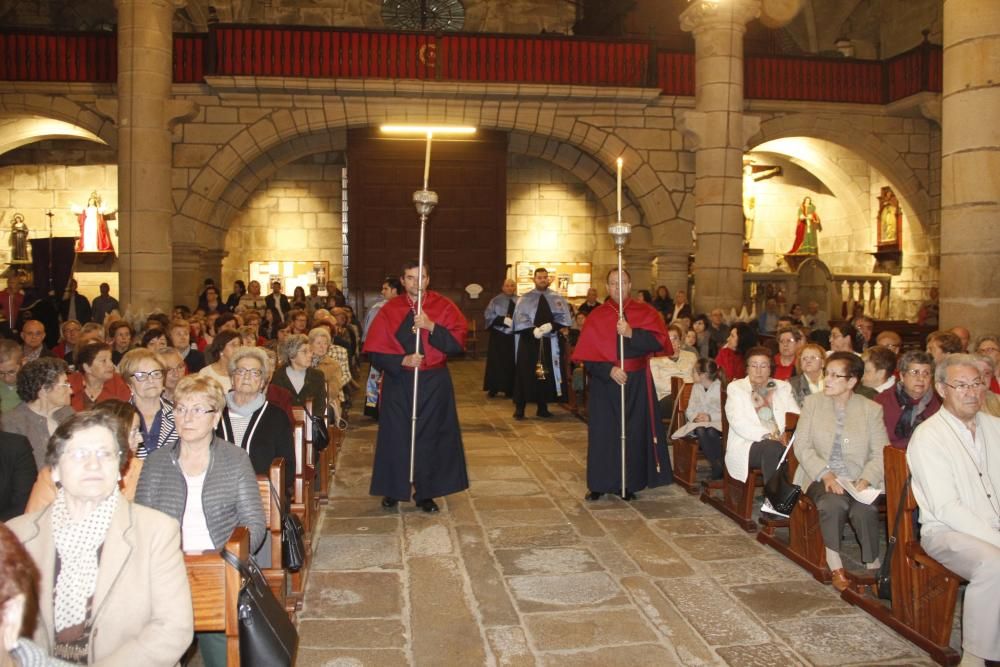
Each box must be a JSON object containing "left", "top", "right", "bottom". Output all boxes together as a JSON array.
[
  {"left": 72, "top": 191, "right": 116, "bottom": 253},
  {"left": 742, "top": 160, "right": 782, "bottom": 245},
  {"left": 9, "top": 214, "right": 29, "bottom": 263},
  {"left": 787, "top": 196, "right": 822, "bottom": 255}
]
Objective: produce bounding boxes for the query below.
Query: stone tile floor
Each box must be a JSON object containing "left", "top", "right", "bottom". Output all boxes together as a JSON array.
[{"left": 297, "top": 359, "right": 938, "bottom": 666}]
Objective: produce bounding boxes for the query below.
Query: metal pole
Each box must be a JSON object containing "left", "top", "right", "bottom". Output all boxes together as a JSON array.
[{"left": 617, "top": 248, "right": 626, "bottom": 498}]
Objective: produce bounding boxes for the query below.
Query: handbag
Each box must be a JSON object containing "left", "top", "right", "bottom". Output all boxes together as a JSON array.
[
  {"left": 220, "top": 550, "right": 298, "bottom": 667},
  {"left": 763, "top": 435, "right": 802, "bottom": 515},
  {"left": 877, "top": 474, "right": 911, "bottom": 601},
  {"left": 305, "top": 406, "right": 329, "bottom": 452},
  {"left": 269, "top": 483, "right": 305, "bottom": 573}
]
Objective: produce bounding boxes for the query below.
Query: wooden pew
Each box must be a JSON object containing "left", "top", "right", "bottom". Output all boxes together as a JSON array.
[
  {"left": 184, "top": 526, "right": 247, "bottom": 667},
  {"left": 288, "top": 417, "right": 313, "bottom": 607},
  {"left": 257, "top": 457, "right": 288, "bottom": 613},
  {"left": 840, "top": 447, "right": 963, "bottom": 666},
  {"left": 293, "top": 407, "right": 328, "bottom": 508},
  {"left": 701, "top": 407, "right": 790, "bottom": 533},
  {"left": 668, "top": 376, "right": 699, "bottom": 494}
]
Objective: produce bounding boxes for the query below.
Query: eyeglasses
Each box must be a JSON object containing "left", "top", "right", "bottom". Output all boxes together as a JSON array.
[
  {"left": 904, "top": 369, "right": 932, "bottom": 379},
  {"left": 941, "top": 380, "right": 984, "bottom": 393},
  {"left": 978, "top": 346, "right": 1000, "bottom": 355},
  {"left": 824, "top": 371, "right": 850, "bottom": 380},
  {"left": 174, "top": 405, "right": 217, "bottom": 417},
  {"left": 64, "top": 448, "right": 118, "bottom": 463},
  {"left": 233, "top": 368, "right": 264, "bottom": 379},
  {"left": 131, "top": 370, "right": 164, "bottom": 382},
  {"left": 799, "top": 355, "right": 822, "bottom": 363},
  {"left": 0, "top": 369, "right": 18, "bottom": 379}
]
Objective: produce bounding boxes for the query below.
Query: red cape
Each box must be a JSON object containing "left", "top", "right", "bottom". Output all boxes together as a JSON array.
[
  {"left": 363, "top": 291, "right": 467, "bottom": 368},
  {"left": 571, "top": 299, "right": 670, "bottom": 364}
]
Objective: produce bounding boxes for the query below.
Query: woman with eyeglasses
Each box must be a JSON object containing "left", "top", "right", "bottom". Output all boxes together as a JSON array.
[
  {"left": 4, "top": 357, "right": 75, "bottom": 471},
  {"left": 157, "top": 347, "right": 188, "bottom": 403},
  {"left": 134, "top": 374, "right": 264, "bottom": 667},
  {"left": 120, "top": 349, "right": 178, "bottom": 459},
  {"left": 8, "top": 410, "right": 194, "bottom": 665},
  {"left": 788, "top": 343, "right": 827, "bottom": 407},
  {"left": 216, "top": 347, "right": 295, "bottom": 499},
  {"left": 872, "top": 350, "right": 941, "bottom": 450},
  {"left": 792, "top": 351, "right": 890, "bottom": 592}
]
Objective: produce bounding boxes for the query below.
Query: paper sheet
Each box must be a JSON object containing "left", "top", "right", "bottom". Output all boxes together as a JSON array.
[{"left": 835, "top": 477, "right": 884, "bottom": 505}]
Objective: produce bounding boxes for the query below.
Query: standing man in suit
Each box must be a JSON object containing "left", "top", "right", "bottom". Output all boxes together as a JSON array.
[{"left": 265, "top": 281, "right": 291, "bottom": 324}]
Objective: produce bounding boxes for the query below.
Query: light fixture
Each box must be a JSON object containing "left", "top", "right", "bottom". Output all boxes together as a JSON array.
[{"left": 379, "top": 125, "right": 476, "bottom": 135}]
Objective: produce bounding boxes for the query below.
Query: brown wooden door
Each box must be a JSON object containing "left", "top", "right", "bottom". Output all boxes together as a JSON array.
[{"left": 347, "top": 129, "right": 507, "bottom": 326}]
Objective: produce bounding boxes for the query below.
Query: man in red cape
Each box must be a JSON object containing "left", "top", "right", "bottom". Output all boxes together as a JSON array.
[
  {"left": 362, "top": 261, "right": 468, "bottom": 513},
  {"left": 572, "top": 268, "right": 673, "bottom": 500}
]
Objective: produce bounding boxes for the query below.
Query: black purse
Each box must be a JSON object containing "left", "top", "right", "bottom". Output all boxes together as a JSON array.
[
  {"left": 220, "top": 550, "right": 298, "bottom": 667},
  {"left": 877, "top": 474, "right": 911, "bottom": 601},
  {"left": 763, "top": 437, "right": 802, "bottom": 515},
  {"left": 269, "top": 483, "right": 305, "bottom": 573},
  {"left": 305, "top": 406, "right": 329, "bottom": 452}
]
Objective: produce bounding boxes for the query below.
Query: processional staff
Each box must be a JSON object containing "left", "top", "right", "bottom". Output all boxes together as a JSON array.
[{"left": 609, "top": 157, "right": 631, "bottom": 498}]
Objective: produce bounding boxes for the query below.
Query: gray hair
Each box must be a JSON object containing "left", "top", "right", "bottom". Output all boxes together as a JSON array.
[
  {"left": 228, "top": 345, "right": 272, "bottom": 377},
  {"left": 307, "top": 326, "right": 331, "bottom": 344},
  {"left": 897, "top": 350, "right": 934, "bottom": 375},
  {"left": 46, "top": 410, "right": 128, "bottom": 468},
  {"left": 278, "top": 333, "right": 310, "bottom": 366},
  {"left": 973, "top": 353, "right": 996, "bottom": 374},
  {"left": 975, "top": 334, "right": 999, "bottom": 351},
  {"left": 934, "top": 353, "right": 981, "bottom": 385}
]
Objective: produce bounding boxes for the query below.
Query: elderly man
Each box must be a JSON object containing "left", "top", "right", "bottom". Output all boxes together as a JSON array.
[
  {"left": 482, "top": 278, "right": 518, "bottom": 398},
  {"left": 0, "top": 339, "right": 22, "bottom": 413},
  {"left": 907, "top": 354, "right": 1000, "bottom": 666},
  {"left": 649, "top": 324, "right": 697, "bottom": 416},
  {"left": 578, "top": 287, "right": 601, "bottom": 316},
  {"left": 706, "top": 308, "right": 730, "bottom": 358},
  {"left": 874, "top": 350, "right": 939, "bottom": 450},
  {"left": 19, "top": 320, "right": 53, "bottom": 362},
  {"left": 950, "top": 326, "right": 971, "bottom": 353},
  {"left": 802, "top": 300, "right": 829, "bottom": 332}
]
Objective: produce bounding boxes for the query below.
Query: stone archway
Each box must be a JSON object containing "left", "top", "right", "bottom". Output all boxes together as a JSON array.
[{"left": 0, "top": 95, "right": 116, "bottom": 150}]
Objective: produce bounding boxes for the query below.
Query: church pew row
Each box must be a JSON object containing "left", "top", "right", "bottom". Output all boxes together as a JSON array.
[
  {"left": 667, "top": 377, "right": 699, "bottom": 494},
  {"left": 288, "top": 417, "right": 315, "bottom": 608},
  {"left": 840, "top": 447, "right": 964, "bottom": 666},
  {"left": 257, "top": 457, "right": 289, "bottom": 614},
  {"left": 184, "top": 526, "right": 247, "bottom": 667}
]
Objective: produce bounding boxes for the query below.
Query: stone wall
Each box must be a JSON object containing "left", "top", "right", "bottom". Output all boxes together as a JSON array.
[{"left": 221, "top": 152, "right": 344, "bottom": 291}]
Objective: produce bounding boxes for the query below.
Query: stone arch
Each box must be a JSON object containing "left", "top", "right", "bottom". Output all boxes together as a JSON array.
[
  {"left": 176, "top": 98, "right": 688, "bottom": 254},
  {"left": 747, "top": 112, "right": 930, "bottom": 233},
  {"left": 0, "top": 93, "right": 116, "bottom": 150}
]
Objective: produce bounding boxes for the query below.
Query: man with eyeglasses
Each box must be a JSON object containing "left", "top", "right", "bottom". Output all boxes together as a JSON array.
[
  {"left": 0, "top": 339, "right": 23, "bottom": 414},
  {"left": 907, "top": 354, "right": 1000, "bottom": 666},
  {"left": 874, "top": 350, "right": 940, "bottom": 450}
]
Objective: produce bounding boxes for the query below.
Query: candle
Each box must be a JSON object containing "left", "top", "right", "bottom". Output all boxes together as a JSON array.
[
  {"left": 423, "top": 132, "right": 433, "bottom": 190},
  {"left": 616, "top": 157, "right": 623, "bottom": 222}
]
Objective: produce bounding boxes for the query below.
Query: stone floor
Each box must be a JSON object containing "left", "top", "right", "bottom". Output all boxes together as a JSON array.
[{"left": 296, "top": 359, "right": 938, "bottom": 667}]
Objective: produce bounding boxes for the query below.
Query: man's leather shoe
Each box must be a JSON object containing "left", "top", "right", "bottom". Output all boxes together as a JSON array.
[
  {"left": 488, "top": 390, "right": 497, "bottom": 398},
  {"left": 416, "top": 498, "right": 439, "bottom": 513},
  {"left": 381, "top": 497, "right": 398, "bottom": 509},
  {"left": 831, "top": 568, "right": 850, "bottom": 592},
  {"left": 536, "top": 408, "right": 553, "bottom": 418},
  {"left": 585, "top": 491, "right": 603, "bottom": 501},
  {"left": 513, "top": 410, "right": 525, "bottom": 420}
]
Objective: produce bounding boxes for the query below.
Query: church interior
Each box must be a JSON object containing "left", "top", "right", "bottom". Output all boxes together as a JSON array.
[{"left": 1, "top": 0, "right": 998, "bottom": 665}]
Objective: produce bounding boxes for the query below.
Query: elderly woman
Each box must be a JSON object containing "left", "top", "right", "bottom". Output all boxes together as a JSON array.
[
  {"left": 872, "top": 350, "right": 939, "bottom": 451},
  {"left": 68, "top": 342, "right": 131, "bottom": 412},
  {"left": 8, "top": 411, "right": 194, "bottom": 665},
  {"left": 26, "top": 400, "right": 144, "bottom": 514},
  {"left": 972, "top": 354, "right": 1000, "bottom": 417},
  {"left": 308, "top": 327, "right": 346, "bottom": 423},
  {"left": 788, "top": 343, "right": 826, "bottom": 407},
  {"left": 793, "top": 351, "right": 890, "bottom": 592},
  {"left": 134, "top": 375, "right": 264, "bottom": 667},
  {"left": 217, "top": 347, "right": 295, "bottom": 499},
  {"left": 270, "top": 334, "right": 328, "bottom": 424},
  {"left": 724, "top": 346, "right": 800, "bottom": 490},
  {"left": 120, "top": 349, "right": 177, "bottom": 459},
  {"left": 107, "top": 321, "right": 133, "bottom": 366},
  {"left": 975, "top": 335, "right": 1000, "bottom": 393},
  {"left": 139, "top": 328, "right": 168, "bottom": 354},
  {"left": 197, "top": 329, "right": 242, "bottom": 392},
  {"left": 828, "top": 321, "right": 860, "bottom": 355},
  {"left": 5, "top": 358, "right": 75, "bottom": 471},
  {"left": 157, "top": 347, "right": 187, "bottom": 403}
]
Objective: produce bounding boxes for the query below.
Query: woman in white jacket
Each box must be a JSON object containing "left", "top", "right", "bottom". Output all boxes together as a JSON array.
[{"left": 724, "top": 346, "right": 800, "bottom": 485}]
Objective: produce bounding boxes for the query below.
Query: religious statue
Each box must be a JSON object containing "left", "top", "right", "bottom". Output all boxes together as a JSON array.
[
  {"left": 787, "top": 196, "right": 822, "bottom": 255},
  {"left": 742, "top": 159, "right": 782, "bottom": 245},
  {"left": 8, "top": 213, "right": 30, "bottom": 264},
  {"left": 72, "top": 191, "right": 116, "bottom": 253},
  {"left": 877, "top": 186, "right": 902, "bottom": 249}
]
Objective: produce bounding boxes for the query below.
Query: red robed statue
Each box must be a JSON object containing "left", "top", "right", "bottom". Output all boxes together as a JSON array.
[{"left": 73, "top": 191, "right": 115, "bottom": 253}]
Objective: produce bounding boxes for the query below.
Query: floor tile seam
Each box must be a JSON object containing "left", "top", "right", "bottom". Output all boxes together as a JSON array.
[{"left": 395, "top": 494, "right": 417, "bottom": 667}]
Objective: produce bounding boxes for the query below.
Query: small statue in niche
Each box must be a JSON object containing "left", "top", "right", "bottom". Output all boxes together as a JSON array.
[
  {"left": 9, "top": 213, "right": 30, "bottom": 264},
  {"left": 787, "top": 196, "right": 822, "bottom": 255},
  {"left": 877, "top": 186, "right": 902, "bottom": 250},
  {"left": 72, "top": 191, "right": 116, "bottom": 253}
]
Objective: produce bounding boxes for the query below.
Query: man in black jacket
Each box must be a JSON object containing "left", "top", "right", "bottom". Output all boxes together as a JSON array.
[{"left": 265, "top": 281, "right": 291, "bottom": 323}]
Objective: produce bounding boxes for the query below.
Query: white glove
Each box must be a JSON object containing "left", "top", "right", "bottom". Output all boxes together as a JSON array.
[
  {"left": 503, "top": 317, "right": 513, "bottom": 328},
  {"left": 532, "top": 327, "right": 544, "bottom": 339},
  {"left": 538, "top": 323, "right": 553, "bottom": 335}
]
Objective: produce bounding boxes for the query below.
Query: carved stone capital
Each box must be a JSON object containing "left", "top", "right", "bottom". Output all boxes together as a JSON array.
[
  {"left": 166, "top": 99, "right": 199, "bottom": 130},
  {"left": 919, "top": 98, "right": 942, "bottom": 126},
  {"left": 677, "top": 110, "right": 707, "bottom": 149},
  {"left": 680, "top": 0, "right": 762, "bottom": 34}
]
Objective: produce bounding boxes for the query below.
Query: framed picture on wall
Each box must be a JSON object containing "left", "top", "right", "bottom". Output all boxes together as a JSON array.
[
  {"left": 876, "top": 186, "right": 902, "bottom": 251},
  {"left": 249, "top": 261, "right": 330, "bottom": 297},
  {"left": 515, "top": 261, "right": 591, "bottom": 298}
]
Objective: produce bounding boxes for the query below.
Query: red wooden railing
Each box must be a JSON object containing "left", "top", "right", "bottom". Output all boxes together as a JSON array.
[
  {"left": 0, "top": 25, "right": 944, "bottom": 106},
  {"left": 0, "top": 30, "right": 115, "bottom": 82}
]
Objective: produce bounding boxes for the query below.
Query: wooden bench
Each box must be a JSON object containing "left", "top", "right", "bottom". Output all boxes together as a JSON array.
[
  {"left": 293, "top": 406, "right": 333, "bottom": 506},
  {"left": 669, "top": 376, "right": 705, "bottom": 494},
  {"left": 466, "top": 319, "right": 479, "bottom": 359},
  {"left": 840, "top": 447, "right": 964, "bottom": 666},
  {"left": 288, "top": 417, "right": 314, "bottom": 608},
  {"left": 184, "top": 526, "right": 247, "bottom": 667},
  {"left": 257, "top": 457, "right": 289, "bottom": 613},
  {"left": 701, "top": 411, "right": 795, "bottom": 532}
]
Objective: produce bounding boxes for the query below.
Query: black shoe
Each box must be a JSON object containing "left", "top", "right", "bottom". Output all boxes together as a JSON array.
[
  {"left": 621, "top": 491, "right": 637, "bottom": 501},
  {"left": 513, "top": 410, "right": 525, "bottom": 420},
  {"left": 488, "top": 390, "right": 497, "bottom": 398},
  {"left": 585, "top": 491, "right": 603, "bottom": 501},
  {"left": 416, "top": 498, "right": 439, "bottom": 513},
  {"left": 536, "top": 408, "right": 553, "bottom": 418},
  {"left": 381, "top": 497, "right": 398, "bottom": 509}
]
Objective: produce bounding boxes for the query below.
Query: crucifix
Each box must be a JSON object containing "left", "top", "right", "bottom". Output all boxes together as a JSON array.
[{"left": 742, "top": 158, "right": 782, "bottom": 245}]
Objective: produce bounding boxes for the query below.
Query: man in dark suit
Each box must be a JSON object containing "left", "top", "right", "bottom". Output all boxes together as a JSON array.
[
  {"left": 59, "top": 278, "right": 92, "bottom": 325},
  {"left": 265, "top": 281, "right": 291, "bottom": 323}
]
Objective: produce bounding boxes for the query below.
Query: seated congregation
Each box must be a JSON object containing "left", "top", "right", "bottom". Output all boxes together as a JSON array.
[{"left": 0, "top": 277, "right": 356, "bottom": 666}]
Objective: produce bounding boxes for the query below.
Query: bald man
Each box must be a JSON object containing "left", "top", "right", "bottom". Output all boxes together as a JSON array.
[
  {"left": 483, "top": 278, "right": 518, "bottom": 398},
  {"left": 950, "top": 326, "right": 971, "bottom": 353}
]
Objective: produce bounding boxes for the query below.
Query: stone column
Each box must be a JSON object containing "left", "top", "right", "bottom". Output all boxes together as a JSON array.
[
  {"left": 115, "top": 0, "right": 182, "bottom": 314},
  {"left": 171, "top": 242, "right": 203, "bottom": 311},
  {"left": 623, "top": 250, "right": 655, "bottom": 296},
  {"left": 939, "top": 0, "right": 1000, "bottom": 336},
  {"left": 654, "top": 250, "right": 690, "bottom": 301},
  {"left": 680, "top": 0, "right": 761, "bottom": 314}
]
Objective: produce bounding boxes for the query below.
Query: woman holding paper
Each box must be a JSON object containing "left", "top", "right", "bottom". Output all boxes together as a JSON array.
[{"left": 792, "top": 351, "right": 890, "bottom": 592}]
